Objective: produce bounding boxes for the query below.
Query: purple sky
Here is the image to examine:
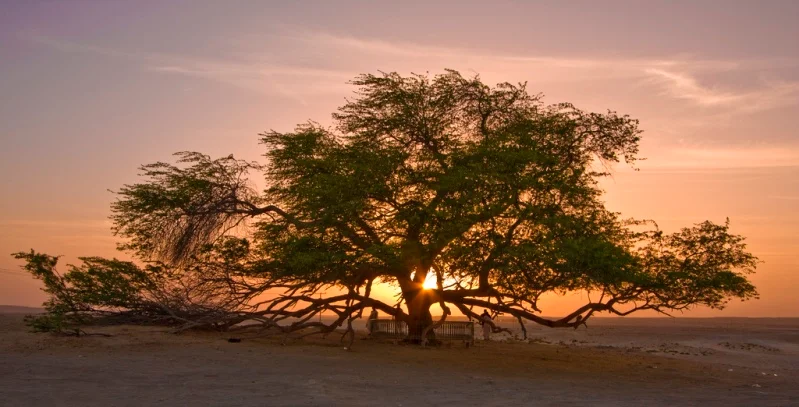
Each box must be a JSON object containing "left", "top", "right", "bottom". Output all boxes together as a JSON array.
[{"left": 1, "top": 1, "right": 798, "bottom": 316}]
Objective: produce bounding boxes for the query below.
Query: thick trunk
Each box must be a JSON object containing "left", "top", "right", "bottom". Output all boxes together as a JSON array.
[
  {"left": 401, "top": 280, "right": 436, "bottom": 344},
  {"left": 406, "top": 293, "right": 434, "bottom": 343},
  {"left": 397, "top": 248, "right": 437, "bottom": 344}
]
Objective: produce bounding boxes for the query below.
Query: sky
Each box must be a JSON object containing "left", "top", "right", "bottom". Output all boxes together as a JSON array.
[{"left": 1, "top": 0, "right": 798, "bottom": 316}]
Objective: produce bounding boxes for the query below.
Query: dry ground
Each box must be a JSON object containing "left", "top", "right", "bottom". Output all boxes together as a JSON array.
[{"left": 1, "top": 311, "right": 797, "bottom": 406}]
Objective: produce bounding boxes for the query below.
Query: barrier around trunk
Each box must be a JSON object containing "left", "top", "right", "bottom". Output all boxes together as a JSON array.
[{"left": 367, "top": 319, "right": 475, "bottom": 345}]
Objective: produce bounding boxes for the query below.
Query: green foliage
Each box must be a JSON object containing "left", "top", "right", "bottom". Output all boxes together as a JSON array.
[
  {"left": 111, "top": 152, "right": 262, "bottom": 265},
  {"left": 634, "top": 220, "right": 759, "bottom": 310},
  {"left": 13, "top": 250, "right": 162, "bottom": 333},
  {"left": 26, "top": 70, "right": 759, "bottom": 331}
]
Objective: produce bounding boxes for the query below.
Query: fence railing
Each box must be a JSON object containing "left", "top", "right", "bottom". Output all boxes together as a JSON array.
[{"left": 367, "top": 319, "right": 474, "bottom": 344}]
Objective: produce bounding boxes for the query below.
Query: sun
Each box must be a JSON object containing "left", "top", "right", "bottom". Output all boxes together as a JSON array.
[{"left": 422, "top": 270, "right": 438, "bottom": 290}]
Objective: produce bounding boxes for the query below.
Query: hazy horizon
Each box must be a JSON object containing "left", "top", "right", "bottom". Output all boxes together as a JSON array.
[{"left": 1, "top": 1, "right": 797, "bottom": 317}]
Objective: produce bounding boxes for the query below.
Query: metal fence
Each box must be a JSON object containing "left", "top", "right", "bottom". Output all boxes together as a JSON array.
[{"left": 367, "top": 319, "right": 474, "bottom": 344}]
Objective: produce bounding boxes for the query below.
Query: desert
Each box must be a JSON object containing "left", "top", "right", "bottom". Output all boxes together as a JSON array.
[{"left": 2, "top": 308, "right": 797, "bottom": 406}]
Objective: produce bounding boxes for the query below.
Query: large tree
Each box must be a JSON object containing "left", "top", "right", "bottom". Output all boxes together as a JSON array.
[{"left": 85, "top": 70, "right": 758, "bottom": 341}]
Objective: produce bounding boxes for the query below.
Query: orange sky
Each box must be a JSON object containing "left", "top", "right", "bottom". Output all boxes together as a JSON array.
[{"left": 1, "top": 1, "right": 797, "bottom": 316}]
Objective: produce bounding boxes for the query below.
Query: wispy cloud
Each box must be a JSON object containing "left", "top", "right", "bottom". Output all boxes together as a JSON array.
[
  {"left": 26, "top": 33, "right": 352, "bottom": 104},
  {"left": 145, "top": 63, "right": 353, "bottom": 105},
  {"left": 643, "top": 146, "right": 799, "bottom": 169},
  {"left": 294, "top": 31, "right": 732, "bottom": 71},
  {"left": 645, "top": 68, "right": 799, "bottom": 112},
  {"left": 28, "top": 30, "right": 799, "bottom": 114},
  {"left": 644, "top": 68, "right": 745, "bottom": 106},
  {"left": 295, "top": 31, "right": 799, "bottom": 113},
  {"left": 0, "top": 219, "right": 111, "bottom": 229}
]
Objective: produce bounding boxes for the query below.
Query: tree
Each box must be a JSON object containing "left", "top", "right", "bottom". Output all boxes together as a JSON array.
[
  {"left": 20, "top": 70, "right": 758, "bottom": 342},
  {"left": 12, "top": 250, "right": 246, "bottom": 335}
]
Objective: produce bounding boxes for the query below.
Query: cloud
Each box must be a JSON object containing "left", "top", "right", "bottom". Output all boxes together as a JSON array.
[
  {"left": 0, "top": 219, "right": 111, "bottom": 229},
  {"left": 298, "top": 32, "right": 451, "bottom": 59},
  {"left": 26, "top": 30, "right": 799, "bottom": 119},
  {"left": 643, "top": 146, "right": 799, "bottom": 169},
  {"left": 293, "top": 31, "right": 799, "bottom": 113},
  {"left": 645, "top": 68, "right": 799, "bottom": 112},
  {"left": 26, "top": 32, "right": 799, "bottom": 169},
  {"left": 644, "top": 68, "right": 745, "bottom": 106},
  {"left": 147, "top": 64, "right": 314, "bottom": 105},
  {"left": 295, "top": 31, "right": 727, "bottom": 71},
  {"left": 146, "top": 60, "right": 352, "bottom": 104},
  {"left": 26, "top": 33, "right": 352, "bottom": 104}
]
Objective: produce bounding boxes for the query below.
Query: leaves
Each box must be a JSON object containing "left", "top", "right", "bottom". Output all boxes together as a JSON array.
[
  {"left": 111, "top": 152, "right": 262, "bottom": 264},
  {"left": 45, "top": 69, "right": 759, "bottom": 332}
]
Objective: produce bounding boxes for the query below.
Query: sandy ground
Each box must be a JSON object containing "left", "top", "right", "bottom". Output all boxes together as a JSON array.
[{"left": 1, "top": 310, "right": 797, "bottom": 406}]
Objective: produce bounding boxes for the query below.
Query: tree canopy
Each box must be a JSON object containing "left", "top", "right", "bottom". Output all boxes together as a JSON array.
[{"left": 17, "top": 70, "right": 758, "bottom": 341}]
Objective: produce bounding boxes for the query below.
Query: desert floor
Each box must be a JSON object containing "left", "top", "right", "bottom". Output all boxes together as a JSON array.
[{"left": 1, "top": 309, "right": 797, "bottom": 406}]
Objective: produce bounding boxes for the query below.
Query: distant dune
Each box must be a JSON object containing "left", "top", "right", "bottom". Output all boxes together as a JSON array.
[{"left": 0, "top": 305, "right": 44, "bottom": 314}]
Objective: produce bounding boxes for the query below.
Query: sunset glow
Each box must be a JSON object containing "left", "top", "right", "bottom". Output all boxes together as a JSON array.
[
  {"left": 1, "top": 1, "right": 798, "bottom": 317},
  {"left": 422, "top": 272, "right": 438, "bottom": 290}
]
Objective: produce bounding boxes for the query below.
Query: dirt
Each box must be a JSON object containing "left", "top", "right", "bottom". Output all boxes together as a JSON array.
[{"left": 1, "top": 313, "right": 797, "bottom": 406}]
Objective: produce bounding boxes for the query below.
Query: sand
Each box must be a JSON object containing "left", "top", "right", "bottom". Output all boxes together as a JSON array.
[{"left": 1, "top": 310, "right": 797, "bottom": 406}]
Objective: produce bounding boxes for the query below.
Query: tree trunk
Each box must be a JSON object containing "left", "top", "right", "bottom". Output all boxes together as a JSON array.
[
  {"left": 397, "top": 250, "right": 437, "bottom": 344},
  {"left": 402, "top": 285, "right": 436, "bottom": 344}
]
